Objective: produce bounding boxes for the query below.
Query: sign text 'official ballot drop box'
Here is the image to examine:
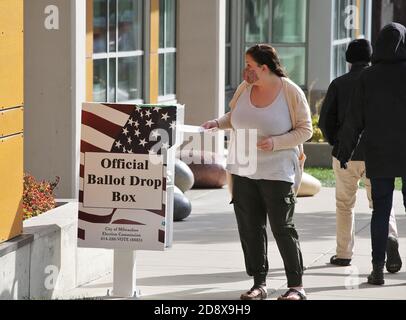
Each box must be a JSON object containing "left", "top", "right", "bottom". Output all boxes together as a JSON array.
[
  {"left": 78, "top": 103, "right": 184, "bottom": 297},
  {"left": 78, "top": 103, "right": 184, "bottom": 252}
]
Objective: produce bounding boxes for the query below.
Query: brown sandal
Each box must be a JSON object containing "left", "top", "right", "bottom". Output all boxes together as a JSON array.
[
  {"left": 240, "top": 286, "right": 267, "bottom": 300},
  {"left": 277, "top": 288, "right": 307, "bottom": 300}
]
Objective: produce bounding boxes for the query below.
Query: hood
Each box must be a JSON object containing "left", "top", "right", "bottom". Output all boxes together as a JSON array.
[{"left": 372, "top": 23, "right": 406, "bottom": 64}]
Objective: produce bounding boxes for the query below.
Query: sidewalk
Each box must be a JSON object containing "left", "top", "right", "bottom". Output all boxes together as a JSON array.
[{"left": 65, "top": 187, "right": 406, "bottom": 300}]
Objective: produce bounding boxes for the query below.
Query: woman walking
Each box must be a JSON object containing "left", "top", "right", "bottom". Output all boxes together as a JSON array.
[{"left": 202, "top": 44, "right": 312, "bottom": 300}]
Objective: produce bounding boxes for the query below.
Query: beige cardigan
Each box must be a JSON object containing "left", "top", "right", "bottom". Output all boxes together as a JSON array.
[
  {"left": 217, "top": 77, "right": 313, "bottom": 195},
  {"left": 217, "top": 77, "right": 313, "bottom": 150}
]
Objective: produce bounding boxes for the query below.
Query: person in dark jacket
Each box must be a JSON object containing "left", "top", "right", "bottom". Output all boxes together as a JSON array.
[
  {"left": 337, "top": 23, "right": 406, "bottom": 285},
  {"left": 319, "top": 39, "right": 401, "bottom": 273}
]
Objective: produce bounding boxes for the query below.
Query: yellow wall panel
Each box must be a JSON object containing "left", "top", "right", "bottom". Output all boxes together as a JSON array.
[
  {"left": 0, "top": 134, "right": 23, "bottom": 243},
  {"left": 0, "top": 0, "right": 24, "bottom": 109},
  {"left": 149, "top": 53, "right": 159, "bottom": 103},
  {"left": 86, "top": 59, "right": 94, "bottom": 101},
  {"left": 0, "top": 0, "right": 24, "bottom": 243},
  {"left": 0, "top": 107, "right": 24, "bottom": 137},
  {"left": 86, "top": 0, "right": 94, "bottom": 58}
]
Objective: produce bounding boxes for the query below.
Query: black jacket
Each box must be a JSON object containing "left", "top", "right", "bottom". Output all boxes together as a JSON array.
[
  {"left": 337, "top": 23, "right": 406, "bottom": 178},
  {"left": 318, "top": 62, "right": 369, "bottom": 161}
]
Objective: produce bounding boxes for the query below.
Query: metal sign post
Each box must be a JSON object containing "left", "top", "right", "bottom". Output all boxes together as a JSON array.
[{"left": 111, "top": 249, "right": 139, "bottom": 298}]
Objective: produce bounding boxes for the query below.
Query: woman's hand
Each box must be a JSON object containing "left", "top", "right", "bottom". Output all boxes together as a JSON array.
[
  {"left": 201, "top": 119, "right": 219, "bottom": 130},
  {"left": 257, "top": 137, "right": 274, "bottom": 151}
]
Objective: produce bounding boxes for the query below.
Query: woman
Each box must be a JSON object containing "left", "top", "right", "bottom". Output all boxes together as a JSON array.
[{"left": 202, "top": 44, "right": 312, "bottom": 300}]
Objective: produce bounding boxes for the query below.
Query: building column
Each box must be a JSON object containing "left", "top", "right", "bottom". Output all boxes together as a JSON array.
[
  {"left": 307, "top": 0, "right": 333, "bottom": 112},
  {"left": 176, "top": 0, "right": 226, "bottom": 155},
  {"left": 24, "top": 0, "right": 86, "bottom": 198}
]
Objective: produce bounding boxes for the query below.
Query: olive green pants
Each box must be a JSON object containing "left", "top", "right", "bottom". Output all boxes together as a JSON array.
[{"left": 231, "top": 174, "right": 304, "bottom": 287}]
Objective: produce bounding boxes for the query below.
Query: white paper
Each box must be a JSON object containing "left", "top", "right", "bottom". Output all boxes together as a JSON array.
[{"left": 178, "top": 124, "right": 205, "bottom": 133}]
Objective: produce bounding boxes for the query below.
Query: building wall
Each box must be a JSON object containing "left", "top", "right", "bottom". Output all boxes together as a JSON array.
[
  {"left": 25, "top": 0, "right": 170, "bottom": 198},
  {"left": 307, "top": 0, "right": 333, "bottom": 91},
  {"left": 22, "top": 0, "right": 379, "bottom": 201},
  {"left": 176, "top": 0, "right": 225, "bottom": 154},
  {"left": 307, "top": 0, "right": 333, "bottom": 112},
  {"left": 24, "top": 0, "right": 86, "bottom": 198},
  {"left": 86, "top": 0, "right": 225, "bottom": 154},
  {"left": 0, "top": 0, "right": 24, "bottom": 243}
]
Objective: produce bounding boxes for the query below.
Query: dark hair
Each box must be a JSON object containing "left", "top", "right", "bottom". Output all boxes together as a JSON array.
[
  {"left": 346, "top": 39, "right": 372, "bottom": 63},
  {"left": 246, "top": 44, "right": 288, "bottom": 78}
]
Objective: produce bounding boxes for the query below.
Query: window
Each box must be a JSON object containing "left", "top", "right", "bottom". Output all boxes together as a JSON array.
[
  {"left": 332, "top": 0, "right": 368, "bottom": 79},
  {"left": 272, "top": 0, "right": 306, "bottom": 43},
  {"left": 271, "top": 0, "right": 307, "bottom": 87},
  {"left": 93, "top": 0, "right": 145, "bottom": 103},
  {"left": 226, "top": 0, "right": 308, "bottom": 94},
  {"left": 158, "top": 0, "right": 177, "bottom": 102},
  {"left": 245, "top": 0, "right": 270, "bottom": 45}
]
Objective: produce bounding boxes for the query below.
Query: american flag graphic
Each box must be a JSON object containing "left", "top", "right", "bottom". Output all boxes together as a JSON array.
[{"left": 78, "top": 103, "right": 177, "bottom": 250}]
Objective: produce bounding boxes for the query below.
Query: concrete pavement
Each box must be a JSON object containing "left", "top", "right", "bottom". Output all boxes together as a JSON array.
[{"left": 65, "top": 187, "right": 406, "bottom": 300}]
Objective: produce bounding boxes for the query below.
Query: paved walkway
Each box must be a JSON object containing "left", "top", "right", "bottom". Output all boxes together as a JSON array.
[{"left": 66, "top": 187, "right": 406, "bottom": 300}]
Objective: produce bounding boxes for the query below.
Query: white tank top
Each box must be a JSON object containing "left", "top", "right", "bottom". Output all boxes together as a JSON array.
[{"left": 226, "top": 85, "right": 298, "bottom": 183}]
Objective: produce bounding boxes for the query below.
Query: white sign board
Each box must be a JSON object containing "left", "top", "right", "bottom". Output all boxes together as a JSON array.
[{"left": 78, "top": 103, "right": 178, "bottom": 251}]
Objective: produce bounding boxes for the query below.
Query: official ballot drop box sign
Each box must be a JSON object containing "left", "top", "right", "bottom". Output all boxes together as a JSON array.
[{"left": 78, "top": 103, "right": 179, "bottom": 251}]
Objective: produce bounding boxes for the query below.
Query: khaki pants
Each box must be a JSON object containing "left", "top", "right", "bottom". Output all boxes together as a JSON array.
[{"left": 332, "top": 157, "right": 398, "bottom": 259}]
